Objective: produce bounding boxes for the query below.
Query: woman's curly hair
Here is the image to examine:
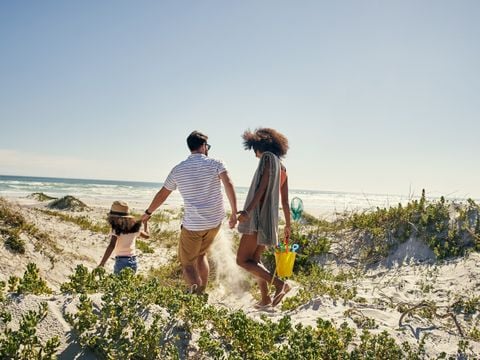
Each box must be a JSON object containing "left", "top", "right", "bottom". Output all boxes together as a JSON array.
[{"left": 242, "top": 128, "right": 289, "bottom": 158}]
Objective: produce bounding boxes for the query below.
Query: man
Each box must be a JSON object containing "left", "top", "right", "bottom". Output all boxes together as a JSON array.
[{"left": 141, "top": 131, "right": 238, "bottom": 294}]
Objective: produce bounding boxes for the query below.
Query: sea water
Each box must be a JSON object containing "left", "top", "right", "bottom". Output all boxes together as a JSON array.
[{"left": 0, "top": 175, "right": 475, "bottom": 218}]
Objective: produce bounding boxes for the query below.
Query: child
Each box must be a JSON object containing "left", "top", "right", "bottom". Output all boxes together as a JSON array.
[{"left": 99, "top": 200, "right": 149, "bottom": 274}]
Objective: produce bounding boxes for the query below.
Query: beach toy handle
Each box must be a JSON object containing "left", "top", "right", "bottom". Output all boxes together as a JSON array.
[{"left": 291, "top": 197, "right": 304, "bottom": 221}]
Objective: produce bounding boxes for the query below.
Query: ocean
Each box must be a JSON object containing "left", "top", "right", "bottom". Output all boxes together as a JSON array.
[{"left": 0, "top": 175, "right": 472, "bottom": 218}]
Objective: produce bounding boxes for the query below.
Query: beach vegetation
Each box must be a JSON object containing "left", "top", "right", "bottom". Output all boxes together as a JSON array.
[
  {"left": 0, "top": 198, "right": 27, "bottom": 228},
  {"left": 147, "top": 209, "right": 172, "bottom": 224},
  {"left": 137, "top": 239, "right": 154, "bottom": 253},
  {"left": 27, "top": 192, "right": 57, "bottom": 202},
  {"left": 0, "top": 302, "right": 60, "bottom": 359},
  {"left": 261, "top": 221, "right": 332, "bottom": 276},
  {"left": 469, "top": 326, "right": 480, "bottom": 341},
  {"left": 1, "top": 198, "right": 61, "bottom": 260},
  {"left": 4, "top": 229, "right": 26, "bottom": 254},
  {"left": 147, "top": 261, "right": 184, "bottom": 289},
  {"left": 416, "top": 279, "right": 434, "bottom": 294},
  {"left": 334, "top": 190, "right": 480, "bottom": 263},
  {"left": 8, "top": 263, "right": 52, "bottom": 295},
  {"left": 38, "top": 208, "right": 110, "bottom": 234},
  {"left": 47, "top": 195, "right": 90, "bottom": 212},
  {"left": 281, "top": 267, "right": 358, "bottom": 311},
  {"left": 60, "top": 264, "right": 107, "bottom": 294},
  {"left": 452, "top": 295, "right": 480, "bottom": 316},
  {"left": 344, "top": 309, "right": 378, "bottom": 329},
  {"left": 60, "top": 265, "right": 428, "bottom": 359},
  {"left": 147, "top": 225, "right": 179, "bottom": 249}
]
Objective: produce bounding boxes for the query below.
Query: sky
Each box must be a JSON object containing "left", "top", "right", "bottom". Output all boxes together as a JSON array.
[{"left": 1, "top": 1, "right": 479, "bottom": 198}]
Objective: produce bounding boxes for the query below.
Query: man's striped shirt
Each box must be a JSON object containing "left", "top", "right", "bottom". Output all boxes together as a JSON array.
[{"left": 163, "top": 154, "right": 226, "bottom": 231}]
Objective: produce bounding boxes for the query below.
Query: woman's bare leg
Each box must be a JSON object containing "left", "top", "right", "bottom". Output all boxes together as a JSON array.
[{"left": 237, "top": 233, "right": 284, "bottom": 304}]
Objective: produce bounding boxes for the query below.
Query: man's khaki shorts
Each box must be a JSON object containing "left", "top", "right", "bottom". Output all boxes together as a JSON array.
[{"left": 178, "top": 224, "right": 221, "bottom": 266}]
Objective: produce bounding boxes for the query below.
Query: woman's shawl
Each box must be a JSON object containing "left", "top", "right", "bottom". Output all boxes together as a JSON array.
[{"left": 238, "top": 151, "right": 281, "bottom": 246}]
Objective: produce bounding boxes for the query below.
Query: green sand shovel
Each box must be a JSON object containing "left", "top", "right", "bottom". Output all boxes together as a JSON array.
[{"left": 290, "top": 197, "right": 304, "bottom": 221}]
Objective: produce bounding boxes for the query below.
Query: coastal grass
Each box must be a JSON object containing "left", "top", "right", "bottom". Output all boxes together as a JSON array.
[
  {"left": 58, "top": 265, "right": 433, "bottom": 359},
  {"left": 37, "top": 208, "right": 110, "bottom": 234},
  {"left": 27, "top": 192, "right": 57, "bottom": 202},
  {"left": 7, "top": 263, "right": 52, "bottom": 295},
  {"left": 0, "top": 198, "right": 62, "bottom": 260},
  {"left": 2, "top": 193, "right": 480, "bottom": 358},
  {"left": 0, "top": 300, "right": 60, "bottom": 359},
  {"left": 281, "top": 267, "right": 359, "bottom": 311},
  {"left": 137, "top": 239, "right": 154, "bottom": 253},
  {"left": 147, "top": 226, "right": 179, "bottom": 249},
  {"left": 3, "top": 247, "right": 479, "bottom": 360},
  {"left": 334, "top": 190, "right": 480, "bottom": 263}
]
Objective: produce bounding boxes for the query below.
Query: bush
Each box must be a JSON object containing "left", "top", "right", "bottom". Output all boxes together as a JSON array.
[
  {"left": 48, "top": 195, "right": 89, "bottom": 211},
  {"left": 9, "top": 263, "right": 52, "bottom": 295},
  {"left": 4, "top": 230, "right": 26, "bottom": 254},
  {"left": 338, "top": 190, "right": 480, "bottom": 261},
  {"left": 0, "top": 302, "right": 60, "bottom": 359}
]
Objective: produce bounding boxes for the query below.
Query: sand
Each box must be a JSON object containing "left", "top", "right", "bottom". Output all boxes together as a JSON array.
[{"left": 1, "top": 196, "right": 479, "bottom": 358}]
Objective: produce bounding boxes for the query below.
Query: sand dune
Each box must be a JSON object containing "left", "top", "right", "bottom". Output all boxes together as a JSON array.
[{"left": 1, "top": 196, "right": 479, "bottom": 358}]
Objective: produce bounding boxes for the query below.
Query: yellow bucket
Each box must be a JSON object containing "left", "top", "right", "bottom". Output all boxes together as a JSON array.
[{"left": 274, "top": 251, "right": 296, "bottom": 277}]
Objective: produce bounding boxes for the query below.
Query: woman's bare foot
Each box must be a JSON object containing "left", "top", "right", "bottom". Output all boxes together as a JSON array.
[
  {"left": 272, "top": 282, "right": 291, "bottom": 307},
  {"left": 254, "top": 299, "right": 272, "bottom": 309}
]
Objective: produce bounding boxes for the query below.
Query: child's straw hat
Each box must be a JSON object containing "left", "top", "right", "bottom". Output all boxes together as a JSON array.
[{"left": 109, "top": 201, "right": 132, "bottom": 217}]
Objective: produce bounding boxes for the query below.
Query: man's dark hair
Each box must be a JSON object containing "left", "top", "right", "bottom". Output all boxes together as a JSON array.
[{"left": 187, "top": 131, "right": 208, "bottom": 151}]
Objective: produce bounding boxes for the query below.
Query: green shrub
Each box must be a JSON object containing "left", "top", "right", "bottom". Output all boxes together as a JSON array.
[
  {"left": 60, "top": 264, "right": 106, "bottom": 294},
  {"left": 47, "top": 195, "right": 89, "bottom": 211},
  {"left": 38, "top": 209, "right": 110, "bottom": 234},
  {"left": 137, "top": 239, "right": 154, "bottom": 253},
  {"left": 27, "top": 192, "right": 57, "bottom": 202},
  {"left": 9, "top": 263, "right": 52, "bottom": 295},
  {"left": 61, "top": 266, "right": 427, "bottom": 359},
  {"left": 0, "top": 302, "right": 60, "bottom": 359},
  {"left": 338, "top": 190, "right": 479, "bottom": 262},
  {"left": 1, "top": 198, "right": 61, "bottom": 261},
  {"left": 281, "top": 267, "right": 358, "bottom": 311},
  {"left": 4, "top": 230, "right": 26, "bottom": 254}
]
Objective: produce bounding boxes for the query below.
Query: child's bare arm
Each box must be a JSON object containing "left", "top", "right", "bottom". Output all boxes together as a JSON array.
[
  {"left": 139, "top": 221, "right": 150, "bottom": 239},
  {"left": 99, "top": 235, "right": 117, "bottom": 267}
]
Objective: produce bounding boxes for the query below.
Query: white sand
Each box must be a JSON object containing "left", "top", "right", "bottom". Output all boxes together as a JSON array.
[{"left": 1, "top": 196, "right": 479, "bottom": 358}]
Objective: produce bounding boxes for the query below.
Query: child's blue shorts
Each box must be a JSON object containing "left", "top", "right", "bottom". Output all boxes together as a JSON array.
[{"left": 114, "top": 255, "right": 137, "bottom": 274}]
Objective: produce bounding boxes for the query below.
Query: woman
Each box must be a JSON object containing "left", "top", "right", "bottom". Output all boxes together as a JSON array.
[{"left": 236, "top": 128, "right": 291, "bottom": 308}]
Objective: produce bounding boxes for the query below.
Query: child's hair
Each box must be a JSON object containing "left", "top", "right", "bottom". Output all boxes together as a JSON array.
[{"left": 108, "top": 215, "right": 142, "bottom": 236}]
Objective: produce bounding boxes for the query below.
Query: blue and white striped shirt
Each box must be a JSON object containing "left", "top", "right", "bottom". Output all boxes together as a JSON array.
[{"left": 163, "top": 154, "right": 226, "bottom": 231}]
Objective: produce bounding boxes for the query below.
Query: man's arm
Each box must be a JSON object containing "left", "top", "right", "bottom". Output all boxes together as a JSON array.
[
  {"left": 141, "top": 186, "right": 172, "bottom": 223},
  {"left": 219, "top": 171, "right": 238, "bottom": 229}
]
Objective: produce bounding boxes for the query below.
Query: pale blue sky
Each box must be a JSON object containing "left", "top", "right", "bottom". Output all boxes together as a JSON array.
[{"left": 1, "top": 1, "right": 479, "bottom": 197}]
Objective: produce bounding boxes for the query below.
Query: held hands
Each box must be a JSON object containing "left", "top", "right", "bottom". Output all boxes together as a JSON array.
[
  {"left": 284, "top": 225, "right": 291, "bottom": 241},
  {"left": 140, "top": 214, "right": 151, "bottom": 239},
  {"left": 236, "top": 210, "right": 250, "bottom": 223},
  {"left": 141, "top": 212, "right": 151, "bottom": 224},
  {"left": 228, "top": 213, "right": 237, "bottom": 229}
]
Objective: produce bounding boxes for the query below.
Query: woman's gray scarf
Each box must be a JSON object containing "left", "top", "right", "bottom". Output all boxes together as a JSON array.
[{"left": 238, "top": 151, "right": 280, "bottom": 246}]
